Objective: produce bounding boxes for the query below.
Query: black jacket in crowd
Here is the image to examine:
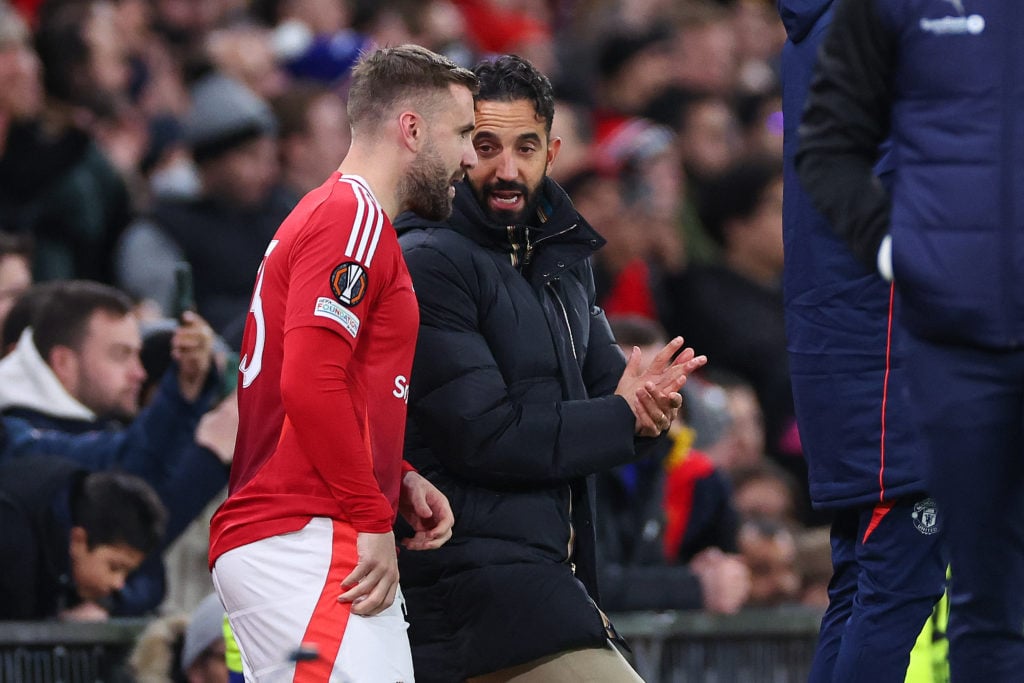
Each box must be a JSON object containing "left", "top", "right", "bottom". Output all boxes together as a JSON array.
[
  {"left": 0, "top": 455, "right": 89, "bottom": 619},
  {"left": 595, "top": 433, "right": 738, "bottom": 612},
  {"left": 394, "top": 178, "right": 662, "bottom": 681}
]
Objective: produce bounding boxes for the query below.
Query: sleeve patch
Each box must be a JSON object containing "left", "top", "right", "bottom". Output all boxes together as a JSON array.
[
  {"left": 330, "top": 261, "right": 369, "bottom": 306},
  {"left": 315, "top": 296, "right": 361, "bottom": 338}
]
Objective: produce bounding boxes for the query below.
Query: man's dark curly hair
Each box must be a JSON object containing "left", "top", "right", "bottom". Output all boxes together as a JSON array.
[{"left": 473, "top": 55, "right": 556, "bottom": 134}]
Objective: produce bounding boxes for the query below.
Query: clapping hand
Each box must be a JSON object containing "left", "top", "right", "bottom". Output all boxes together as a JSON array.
[{"left": 615, "top": 336, "right": 707, "bottom": 437}]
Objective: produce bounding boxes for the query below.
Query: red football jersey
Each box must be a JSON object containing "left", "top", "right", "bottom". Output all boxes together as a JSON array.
[{"left": 209, "top": 174, "right": 419, "bottom": 567}]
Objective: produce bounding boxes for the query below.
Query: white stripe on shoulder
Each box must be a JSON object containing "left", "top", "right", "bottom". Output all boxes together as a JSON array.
[
  {"left": 339, "top": 178, "right": 368, "bottom": 259},
  {"left": 352, "top": 184, "right": 376, "bottom": 262},
  {"left": 351, "top": 183, "right": 383, "bottom": 266},
  {"left": 344, "top": 180, "right": 385, "bottom": 267},
  {"left": 364, "top": 205, "right": 385, "bottom": 267}
]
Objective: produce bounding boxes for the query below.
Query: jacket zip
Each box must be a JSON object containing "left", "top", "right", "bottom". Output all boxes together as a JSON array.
[
  {"left": 522, "top": 219, "right": 583, "bottom": 569},
  {"left": 547, "top": 280, "right": 577, "bottom": 570},
  {"left": 527, "top": 222, "right": 578, "bottom": 266},
  {"left": 567, "top": 485, "right": 575, "bottom": 573},
  {"left": 547, "top": 282, "right": 577, "bottom": 361},
  {"left": 505, "top": 225, "right": 521, "bottom": 268},
  {"left": 507, "top": 222, "right": 579, "bottom": 267}
]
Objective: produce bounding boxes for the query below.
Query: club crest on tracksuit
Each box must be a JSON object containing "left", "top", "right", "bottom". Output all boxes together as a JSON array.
[{"left": 912, "top": 498, "right": 939, "bottom": 535}]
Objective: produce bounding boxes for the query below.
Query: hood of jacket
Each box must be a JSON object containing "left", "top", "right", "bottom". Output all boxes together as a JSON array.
[
  {"left": 0, "top": 329, "right": 96, "bottom": 421},
  {"left": 394, "top": 176, "right": 605, "bottom": 269},
  {"left": 779, "top": 0, "right": 833, "bottom": 43}
]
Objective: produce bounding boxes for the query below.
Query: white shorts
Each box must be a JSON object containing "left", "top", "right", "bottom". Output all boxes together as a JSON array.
[{"left": 212, "top": 517, "right": 414, "bottom": 682}]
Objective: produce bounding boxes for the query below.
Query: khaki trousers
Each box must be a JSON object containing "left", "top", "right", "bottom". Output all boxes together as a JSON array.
[{"left": 467, "top": 644, "right": 644, "bottom": 682}]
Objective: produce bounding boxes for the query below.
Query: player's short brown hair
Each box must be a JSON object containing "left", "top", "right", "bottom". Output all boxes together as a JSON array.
[{"left": 347, "top": 44, "right": 478, "bottom": 133}]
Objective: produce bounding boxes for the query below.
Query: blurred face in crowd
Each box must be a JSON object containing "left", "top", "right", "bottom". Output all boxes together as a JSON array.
[
  {"left": 733, "top": 0, "right": 787, "bottom": 64},
  {"left": 399, "top": 84, "right": 478, "bottom": 221},
  {"left": 0, "top": 26, "right": 43, "bottom": 121},
  {"left": 705, "top": 384, "right": 765, "bottom": 474},
  {"left": 468, "top": 98, "right": 560, "bottom": 225},
  {"left": 672, "top": 18, "right": 738, "bottom": 95},
  {"left": 69, "top": 527, "right": 145, "bottom": 602},
  {"left": 571, "top": 174, "right": 640, "bottom": 271},
  {"left": 282, "top": 0, "right": 350, "bottom": 36},
  {"left": 200, "top": 136, "right": 280, "bottom": 208},
  {"left": 681, "top": 99, "right": 740, "bottom": 180},
  {"left": 85, "top": 2, "right": 131, "bottom": 100},
  {"left": 155, "top": 0, "right": 229, "bottom": 37},
  {"left": 186, "top": 641, "right": 229, "bottom": 683},
  {"left": 0, "top": 254, "right": 31, "bottom": 331},
  {"left": 734, "top": 475, "right": 795, "bottom": 524},
  {"left": 547, "top": 102, "right": 588, "bottom": 184},
  {"left": 305, "top": 91, "right": 351, "bottom": 177},
  {"left": 53, "top": 310, "right": 147, "bottom": 420},
  {"left": 739, "top": 523, "right": 801, "bottom": 607},
  {"left": 728, "top": 175, "right": 784, "bottom": 284},
  {"left": 749, "top": 176, "right": 785, "bottom": 273},
  {"left": 207, "top": 27, "right": 289, "bottom": 100}
]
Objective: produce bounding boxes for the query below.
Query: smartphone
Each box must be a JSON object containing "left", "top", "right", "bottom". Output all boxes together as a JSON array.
[{"left": 172, "top": 261, "right": 195, "bottom": 320}]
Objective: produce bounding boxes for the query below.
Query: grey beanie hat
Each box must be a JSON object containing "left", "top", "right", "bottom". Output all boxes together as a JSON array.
[
  {"left": 180, "top": 593, "right": 227, "bottom": 672},
  {"left": 184, "top": 73, "right": 277, "bottom": 163},
  {"left": 682, "top": 378, "right": 733, "bottom": 450}
]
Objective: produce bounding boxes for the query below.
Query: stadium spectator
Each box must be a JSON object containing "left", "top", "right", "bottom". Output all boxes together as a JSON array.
[
  {"left": 0, "top": 456, "right": 166, "bottom": 620},
  {"left": 738, "top": 516, "right": 802, "bottom": 607},
  {"left": 0, "top": 231, "right": 31, "bottom": 331},
  {"left": 116, "top": 72, "right": 293, "bottom": 342},
  {"left": 598, "top": 314, "right": 748, "bottom": 615},
  {"left": 270, "top": 81, "right": 351, "bottom": 198},
  {"left": 0, "top": 0, "right": 135, "bottom": 283},
  {"left": 0, "top": 279, "right": 230, "bottom": 614},
  {"left": 126, "top": 591, "right": 227, "bottom": 683}
]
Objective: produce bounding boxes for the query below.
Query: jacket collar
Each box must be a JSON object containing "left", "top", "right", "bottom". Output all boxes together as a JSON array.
[{"left": 0, "top": 329, "right": 96, "bottom": 421}]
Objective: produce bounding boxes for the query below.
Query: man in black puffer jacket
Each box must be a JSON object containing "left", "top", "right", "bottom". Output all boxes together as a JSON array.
[{"left": 395, "top": 55, "right": 706, "bottom": 683}]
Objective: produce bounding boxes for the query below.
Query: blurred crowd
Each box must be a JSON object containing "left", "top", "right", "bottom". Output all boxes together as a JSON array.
[{"left": 0, "top": 0, "right": 830, "bottom": 661}]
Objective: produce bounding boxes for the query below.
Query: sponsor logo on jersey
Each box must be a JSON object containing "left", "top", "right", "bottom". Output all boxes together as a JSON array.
[
  {"left": 921, "top": 1, "right": 984, "bottom": 35},
  {"left": 393, "top": 375, "right": 409, "bottom": 403},
  {"left": 911, "top": 498, "right": 939, "bottom": 535},
  {"left": 314, "top": 296, "right": 360, "bottom": 338},
  {"left": 330, "top": 262, "right": 368, "bottom": 306}
]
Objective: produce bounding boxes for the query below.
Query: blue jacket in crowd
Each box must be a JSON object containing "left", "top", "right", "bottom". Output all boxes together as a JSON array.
[{"left": 0, "top": 369, "right": 228, "bottom": 614}]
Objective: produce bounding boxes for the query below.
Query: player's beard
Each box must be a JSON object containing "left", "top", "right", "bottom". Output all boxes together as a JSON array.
[{"left": 399, "top": 141, "right": 455, "bottom": 222}]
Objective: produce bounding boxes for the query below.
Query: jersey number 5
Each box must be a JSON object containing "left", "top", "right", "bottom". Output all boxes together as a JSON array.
[{"left": 239, "top": 240, "right": 280, "bottom": 388}]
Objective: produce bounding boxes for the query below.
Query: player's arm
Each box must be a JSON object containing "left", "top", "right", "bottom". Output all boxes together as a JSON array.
[
  {"left": 281, "top": 323, "right": 397, "bottom": 616},
  {"left": 280, "top": 326, "right": 392, "bottom": 531},
  {"left": 280, "top": 194, "right": 401, "bottom": 616}
]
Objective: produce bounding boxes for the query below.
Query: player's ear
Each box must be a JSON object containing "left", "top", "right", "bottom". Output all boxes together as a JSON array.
[{"left": 398, "top": 110, "right": 422, "bottom": 153}]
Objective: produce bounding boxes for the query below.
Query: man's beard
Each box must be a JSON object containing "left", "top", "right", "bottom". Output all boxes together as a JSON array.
[
  {"left": 474, "top": 178, "right": 544, "bottom": 226},
  {"left": 399, "top": 143, "right": 455, "bottom": 222}
]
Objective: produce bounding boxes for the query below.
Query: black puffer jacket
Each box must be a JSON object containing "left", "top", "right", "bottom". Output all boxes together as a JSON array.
[{"left": 395, "top": 178, "right": 658, "bottom": 681}]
